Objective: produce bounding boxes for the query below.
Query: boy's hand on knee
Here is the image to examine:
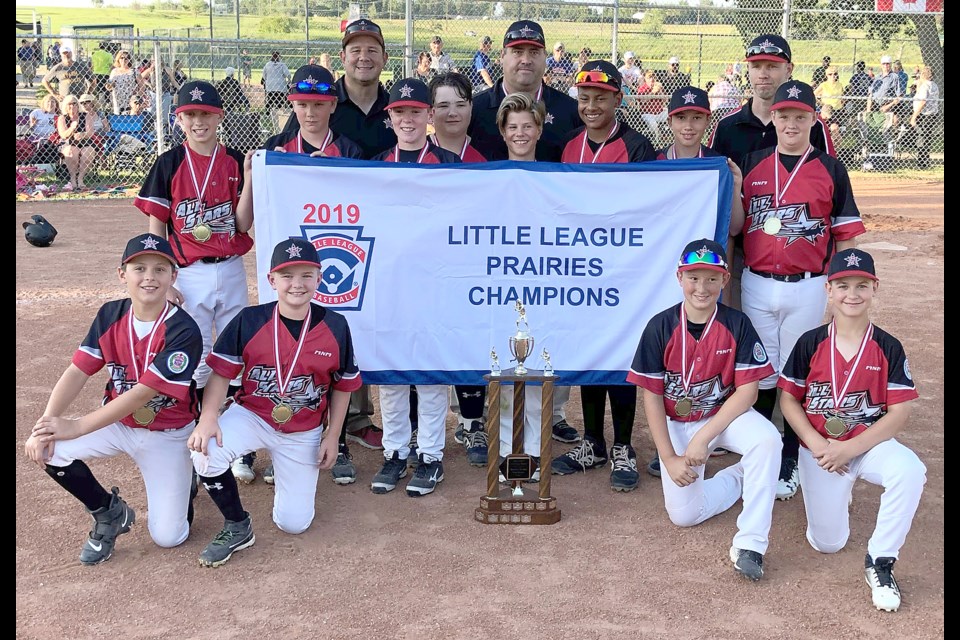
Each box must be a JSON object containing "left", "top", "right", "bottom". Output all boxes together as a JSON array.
[
  {"left": 664, "top": 454, "right": 699, "bottom": 487},
  {"left": 317, "top": 437, "right": 338, "bottom": 469}
]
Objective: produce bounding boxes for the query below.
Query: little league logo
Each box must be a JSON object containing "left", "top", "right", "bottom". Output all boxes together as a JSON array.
[{"left": 300, "top": 226, "right": 375, "bottom": 310}]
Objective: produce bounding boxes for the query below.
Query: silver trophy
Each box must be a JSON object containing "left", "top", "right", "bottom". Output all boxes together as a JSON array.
[
  {"left": 542, "top": 349, "right": 554, "bottom": 377},
  {"left": 508, "top": 301, "right": 535, "bottom": 375},
  {"left": 490, "top": 348, "right": 502, "bottom": 377}
]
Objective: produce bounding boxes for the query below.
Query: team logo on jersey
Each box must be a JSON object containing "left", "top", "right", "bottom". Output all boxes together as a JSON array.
[
  {"left": 298, "top": 226, "right": 376, "bottom": 311},
  {"left": 167, "top": 351, "right": 189, "bottom": 374},
  {"left": 806, "top": 383, "right": 885, "bottom": 430},
  {"left": 664, "top": 373, "right": 733, "bottom": 415},
  {"left": 746, "top": 197, "right": 827, "bottom": 246},
  {"left": 175, "top": 199, "right": 238, "bottom": 239},
  {"left": 247, "top": 366, "right": 329, "bottom": 416},
  {"left": 904, "top": 358, "right": 912, "bottom": 381},
  {"left": 753, "top": 341, "right": 766, "bottom": 362}
]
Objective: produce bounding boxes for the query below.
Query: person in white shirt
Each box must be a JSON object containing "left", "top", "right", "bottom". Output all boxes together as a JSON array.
[{"left": 618, "top": 51, "right": 642, "bottom": 91}]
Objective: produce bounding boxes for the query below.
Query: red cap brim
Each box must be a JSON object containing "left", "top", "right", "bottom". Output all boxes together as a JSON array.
[
  {"left": 668, "top": 105, "right": 711, "bottom": 117},
  {"left": 770, "top": 100, "right": 815, "bottom": 113},
  {"left": 174, "top": 104, "right": 223, "bottom": 115},
  {"left": 505, "top": 40, "right": 544, "bottom": 48},
  {"left": 828, "top": 270, "right": 878, "bottom": 282},
  {"left": 678, "top": 263, "right": 728, "bottom": 274},
  {"left": 270, "top": 260, "right": 322, "bottom": 273},
  {"left": 387, "top": 100, "right": 430, "bottom": 110},
  {"left": 745, "top": 54, "right": 790, "bottom": 63},
  {"left": 288, "top": 93, "right": 337, "bottom": 102},
  {"left": 123, "top": 250, "right": 177, "bottom": 266}
]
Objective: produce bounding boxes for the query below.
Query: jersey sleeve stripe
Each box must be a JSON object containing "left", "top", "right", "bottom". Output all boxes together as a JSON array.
[
  {"left": 77, "top": 345, "right": 103, "bottom": 361},
  {"left": 134, "top": 195, "right": 172, "bottom": 217}
]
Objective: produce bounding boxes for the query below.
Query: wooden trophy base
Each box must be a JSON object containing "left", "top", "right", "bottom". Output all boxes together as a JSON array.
[{"left": 475, "top": 486, "right": 561, "bottom": 525}]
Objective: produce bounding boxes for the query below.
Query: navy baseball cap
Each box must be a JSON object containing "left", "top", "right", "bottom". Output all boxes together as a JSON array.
[
  {"left": 745, "top": 34, "right": 791, "bottom": 63},
  {"left": 387, "top": 78, "right": 431, "bottom": 109},
  {"left": 828, "top": 248, "right": 878, "bottom": 282},
  {"left": 22, "top": 214, "right": 58, "bottom": 248},
  {"left": 122, "top": 233, "right": 177, "bottom": 266},
  {"left": 668, "top": 86, "right": 711, "bottom": 117},
  {"left": 270, "top": 238, "right": 322, "bottom": 273},
  {"left": 575, "top": 60, "right": 622, "bottom": 92},
  {"left": 678, "top": 239, "right": 729, "bottom": 274},
  {"left": 175, "top": 81, "right": 223, "bottom": 115},
  {"left": 771, "top": 80, "right": 816, "bottom": 113},
  {"left": 288, "top": 65, "right": 337, "bottom": 102},
  {"left": 503, "top": 20, "right": 546, "bottom": 49},
  {"left": 342, "top": 19, "right": 385, "bottom": 49}
]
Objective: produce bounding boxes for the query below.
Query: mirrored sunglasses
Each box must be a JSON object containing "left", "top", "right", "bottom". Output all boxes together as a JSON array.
[
  {"left": 345, "top": 21, "right": 382, "bottom": 36},
  {"left": 745, "top": 45, "right": 789, "bottom": 61},
  {"left": 679, "top": 250, "right": 728, "bottom": 270},
  {"left": 576, "top": 70, "right": 617, "bottom": 85},
  {"left": 295, "top": 79, "right": 335, "bottom": 95},
  {"left": 504, "top": 29, "right": 545, "bottom": 45}
]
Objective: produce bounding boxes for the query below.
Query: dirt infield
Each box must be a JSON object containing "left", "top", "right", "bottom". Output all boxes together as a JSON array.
[{"left": 16, "top": 178, "right": 944, "bottom": 640}]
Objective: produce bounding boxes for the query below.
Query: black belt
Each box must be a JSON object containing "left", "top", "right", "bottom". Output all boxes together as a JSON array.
[
  {"left": 199, "top": 256, "right": 235, "bottom": 264},
  {"left": 748, "top": 267, "right": 824, "bottom": 283}
]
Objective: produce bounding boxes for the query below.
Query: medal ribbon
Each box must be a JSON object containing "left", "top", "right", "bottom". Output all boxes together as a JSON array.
[
  {"left": 679, "top": 303, "right": 718, "bottom": 397},
  {"left": 298, "top": 130, "right": 332, "bottom": 156},
  {"left": 127, "top": 301, "right": 170, "bottom": 382},
  {"left": 578, "top": 121, "right": 619, "bottom": 164},
  {"left": 667, "top": 144, "right": 704, "bottom": 160},
  {"left": 272, "top": 303, "right": 311, "bottom": 402},
  {"left": 773, "top": 144, "right": 812, "bottom": 208},
  {"left": 393, "top": 143, "right": 430, "bottom": 163},
  {"left": 184, "top": 143, "right": 219, "bottom": 210},
  {"left": 429, "top": 134, "right": 470, "bottom": 160},
  {"left": 828, "top": 320, "right": 874, "bottom": 416}
]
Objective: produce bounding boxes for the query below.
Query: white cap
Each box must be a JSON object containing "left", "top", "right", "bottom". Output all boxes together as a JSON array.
[
  {"left": 669, "top": 56, "right": 680, "bottom": 65},
  {"left": 224, "top": 66, "right": 236, "bottom": 76},
  {"left": 554, "top": 41, "right": 565, "bottom": 50},
  {"left": 624, "top": 51, "right": 635, "bottom": 59},
  {"left": 880, "top": 55, "right": 892, "bottom": 64},
  {"left": 60, "top": 45, "right": 72, "bottom": 53}
]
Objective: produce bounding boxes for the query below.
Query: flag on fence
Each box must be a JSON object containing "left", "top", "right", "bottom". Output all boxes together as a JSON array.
[{"left": 875, "top": 0, "right": 943, "bottom": 12}]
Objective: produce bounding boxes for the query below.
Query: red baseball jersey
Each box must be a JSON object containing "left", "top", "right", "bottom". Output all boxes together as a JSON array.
[
  {"left": 72, "top": 300, "right": 202, "bottom": 431},
  {"left": 779, "top": 323, "right": 918, "bottom": 444},
  {"left": 628, "top": 303, "right": 774, "bottom": 422},
  {"left": 263, "top": 130, "right": 364, "bottom": 159},
  {"left": 371, "top": 139, "right": 463, "bottom": 164},
  {"left": 461, "top": 143, "right": 487, "bottom": 164},
  {"left": 561, "top": 124, "right": 656, "bottom": 164},
  {"left": 206, "top": 301, "right": 363, "bottom": 434},
  {"left": 135, "top": 143, "right": 254, "bottom": 267},
  {"left": 741, "top": 147, "right": 865, "bottom": 275},
  {"left": 655, "top": 144, "right": 721, "bottom": 161}
]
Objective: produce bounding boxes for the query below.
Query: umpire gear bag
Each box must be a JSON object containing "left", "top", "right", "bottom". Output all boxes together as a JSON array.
[{"left": 22, "top": 214, "right": 58, "bottom": 247}]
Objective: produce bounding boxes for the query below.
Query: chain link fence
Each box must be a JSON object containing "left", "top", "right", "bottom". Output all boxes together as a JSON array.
[{"left": 16, "top": 3, "right": 943, "bottom": 196}]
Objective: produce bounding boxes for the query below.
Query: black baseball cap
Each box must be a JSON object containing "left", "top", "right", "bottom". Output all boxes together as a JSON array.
[
  {"left": 503, "top": 20, "right": 545, "bottom": 49},
  {"left": 270, "top": 238, "right": 322, "bottom": 273},
  {"left": 771, "top": 80, "right": 816, "bottom": 113},
  {"left": 677, "top": 239, "right": 729, "bottom": 274},
  {"left": 122, "top": 233, "right": 177, "bottom": 266},
  {"left": 175, "top": 80, "right": 223, "bottom": 115},
  {"left": 745, "top": 34, "right": 791, "bottom": 63},
  {"left": 828, "top": 248, "right": 878, "bottom": 282},
  {"left": 668, "top": 86, "right": 711, "bottom": 117},
  {"left": 342, "top": 19, "right": 384, "bottom": 49},
  {"left": 575, "top": 60, "right": 621, "bottom": 92},
  {"left": 288, "top": 65, "right": 337, "bottom": 102},
  {"left": 387, "top": 78, "right": 431, "bottom": 109}
]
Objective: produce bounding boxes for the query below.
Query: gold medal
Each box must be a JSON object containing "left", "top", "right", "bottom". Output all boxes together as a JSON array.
[
  {"left": 272, "top": 402, "right": 293, "bottom": 425},
  {"left": 192, "top": 223, "right": 212, "bottom": 242},
  {"left": 763, "top": 217, "right": 782, "bottom": 235},
  {"left": 824, "top": 415, "right": 846, "bottom": 438},
  {"left": 675, "top": 397, "right": 693, "bottom": 417},
  {"left": 132, "top": 406, "right": 157, "bottom": 426}
]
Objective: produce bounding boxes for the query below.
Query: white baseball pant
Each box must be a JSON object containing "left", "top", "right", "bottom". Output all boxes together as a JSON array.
[
  {"left": 497, "top": 383, "right": 543, "bottom": 456},
  {"left": 661, "top": 408, "right": 781, "bottom": 554},
  {"left": 49, "top": 422, "right": 195, "bottom": 548},
  {"left": 176, "top": 256, "right": 248, "bottom": 388},
  {"left": 191, "top": 403, "right": 322, "bottom": 534},
  {"left": 379, "top": 384, "right": 447, "bottom": 461},
  {"left": 799, "top": 438, "right": 926, "bottom": 559},
  {"left": 741, "top": 269, "right": 828, "bottom": 389},
  {"left": 551, "top": 385, "right": 570, "bottom": 425}
]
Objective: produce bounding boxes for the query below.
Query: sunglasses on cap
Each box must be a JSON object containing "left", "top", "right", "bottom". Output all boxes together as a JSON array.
[
  {"left": 678, "top": 250, "right": 728, "bottom": 270},
  {"left": 504, "top": 28, "right": 545, "bottom": 45},
  {"left": 746, "top": 45, "right": 789, "bottom": 61},
  {"left": 576, "top": 70, "right": 617, "bottom": 85},
  {"left": 295, "top": 79, "right": 335, "bottom": 95},
  {"left": 345, "top": 21, "right": 382, "bottom": 37}
]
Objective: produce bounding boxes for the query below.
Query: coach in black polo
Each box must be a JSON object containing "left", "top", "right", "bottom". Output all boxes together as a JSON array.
[{"left": 468, "top": 20, "right": 579, "bottom": 161}]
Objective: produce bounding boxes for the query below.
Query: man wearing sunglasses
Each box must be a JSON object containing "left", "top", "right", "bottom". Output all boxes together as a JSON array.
[
  {"left": 468, "top": 19, "right": 579, "bottom": 161},
  {"left": 282, "top": 18, "right": 398, "bottom": 160}
]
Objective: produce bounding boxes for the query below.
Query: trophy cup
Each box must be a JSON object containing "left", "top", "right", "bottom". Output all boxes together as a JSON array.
[{"left": 508, "top": 301, "right": 535, "bottom": 376}]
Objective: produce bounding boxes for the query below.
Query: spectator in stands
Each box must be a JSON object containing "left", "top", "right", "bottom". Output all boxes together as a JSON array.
[
  {"left": 262, "top": 51, "right": 292, "bottom": 112},
  {"left": 619, "top": 51, "right": 641, "bottom": 91},
  {"left": 709, "top": 72, "right": 740, "bottom": 120},
  {"left": 318, "top": 52, "right": 339, "bottom": 82},
  {"left": 90, "top": 41, "right": 114, "bottom": 103},
  {"left": 141, "top": 59, "right": 179, "bottom": 127},
  {"left": 28, "top": 94, "right": 61, "bottom": 165},
  {"left": 217, "top": 67, "right": 250, "bottom": 113},
  {"left": 910, "top": 65, "right": 939, "bottom": 170},
  {"left": 811, "top": 55, "right": 831, "bottom": 88},
  {"left": 867, "top": 55, "right": 903, "bottom": 119},
  {"left": 414, "top": 51, "right": 435, "bottom": 83},
  {"left": 240, "top": 49, "right": 253, "bottom": 86},
  {"left": 545, "top": 41, "right": 575, "bottom": 91},
  {"left": 429, "top": 35, "right": 457, "bottom": 74},
  {"left": 171, "top": 60, "right": 188, "bottom": 105},
  {"left": 814, "top": 66, "right": 844, "bottom": 112},
  {"left": 635, "top": 68, "right": 668, "bottom": 146},
  {"left": 128, "top": 93, "right": 151, "bottom": 117},
  {"left": 42, "top": 45, "right": 86, "bottom": 102},
  {"left": 56, "top": 94, "right": 96, "bottom": 190},
  {"left": 845, "top": 60, "right": 872, "bottom": 117},
  {"left": 47, "top": 41, "right": 61, "bottom": 67},
  {"left": 661, "top": 56, "right": 690, "bottom": 96},
  {"left": 470, "top": 36, "right": 495, "bottom": 92},
  {"left": 577, "top": 47, "right": 592, "bottom": 71},
  {"left": 893, "top": 60, "right": 909, "bottom": 96},
  {"left": 107, "top": 50, "right": 144, "bottom": 115},
  {"left": 19, "top": 39, "right": 38, "bottom": 88},
  {"left": 79, "top": 93, "right": 110, "bottom": 149}
]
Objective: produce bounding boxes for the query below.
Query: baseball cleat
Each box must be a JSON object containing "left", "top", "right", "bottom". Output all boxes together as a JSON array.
[
  {"left": 263, "top": 464, "right": 275, "bottom": 485},
  {"left": 865, "top": 554, "right": 901, "bottom": 612},
  {"left": 370, "top": 452, "right": 407, "bottom": 494},
  {"left": 551, "top": 436, "right": 607, "bottom": 475},
  {"left": 231, "top": 453, "right": 256, "bottom": 484},
  {"left": 730, "top": 547, "right": 764, "bottom": 581},
  {"left": 406, "top": 458, "right": 444, "bottom": 497},
  {"left": 776, "top": 457, "right": 799, "bottom": 500},
  {"left": 462, "top": 421, "right": 488, "bottom": 466},
  {"left": 609, "top": 444, "right": 639, "bottom": 492},
  {"left": 331, "top": 447, "right": 357, "bottom": 485},
  {"left": 79, "top": 487, "right": 136, "bottom": 566},
  {"left": 199, "top": 515, "right": 255, "bottom": 568},
  {"left": 550, "top": 419, "right": 581, "bottom": 443}
]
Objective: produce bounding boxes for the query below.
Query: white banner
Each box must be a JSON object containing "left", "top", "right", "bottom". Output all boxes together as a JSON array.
[{"left": 252, "top": 152, "right": 733, "bottom": 386}]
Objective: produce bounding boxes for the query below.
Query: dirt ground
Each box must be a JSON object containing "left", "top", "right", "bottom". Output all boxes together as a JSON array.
[{"left": 15, "top": 178, "right": 944, "bottom": 640}]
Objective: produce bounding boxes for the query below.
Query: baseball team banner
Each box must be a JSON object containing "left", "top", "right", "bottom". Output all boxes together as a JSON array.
[{"left": 252, "top": 152, "right": 733, "bottom": 386}]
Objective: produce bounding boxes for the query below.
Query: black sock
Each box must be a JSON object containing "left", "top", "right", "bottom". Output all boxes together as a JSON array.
[
  {"left": 580, "top": 386, "right": 608, "bottom": 448},
  {"left": 409, "top": 385, "right": 419, "bottom": 426},
  {"left": 45, "top": 460, "right": 111, "bottom": 512},
  {"left": 198, "top": 469, "right": 246, "bottom": 522},
  {"left": 455, "top": 385, "right": 485, "bottom": 421},
  {"left": 187, "top": 470, "right": 198, "bottom": 525},
  {"left": 753, "top": 388, "right": 777, "bottom": 421},
  {"left": 782, "top": 419, "right": 800, "bottom": 460},
  {"left": 196, "top": 386, "right": 205, "bottom": 412},
  {"left": 610, "top": 385, "right": 637, "bottom": 446}
]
